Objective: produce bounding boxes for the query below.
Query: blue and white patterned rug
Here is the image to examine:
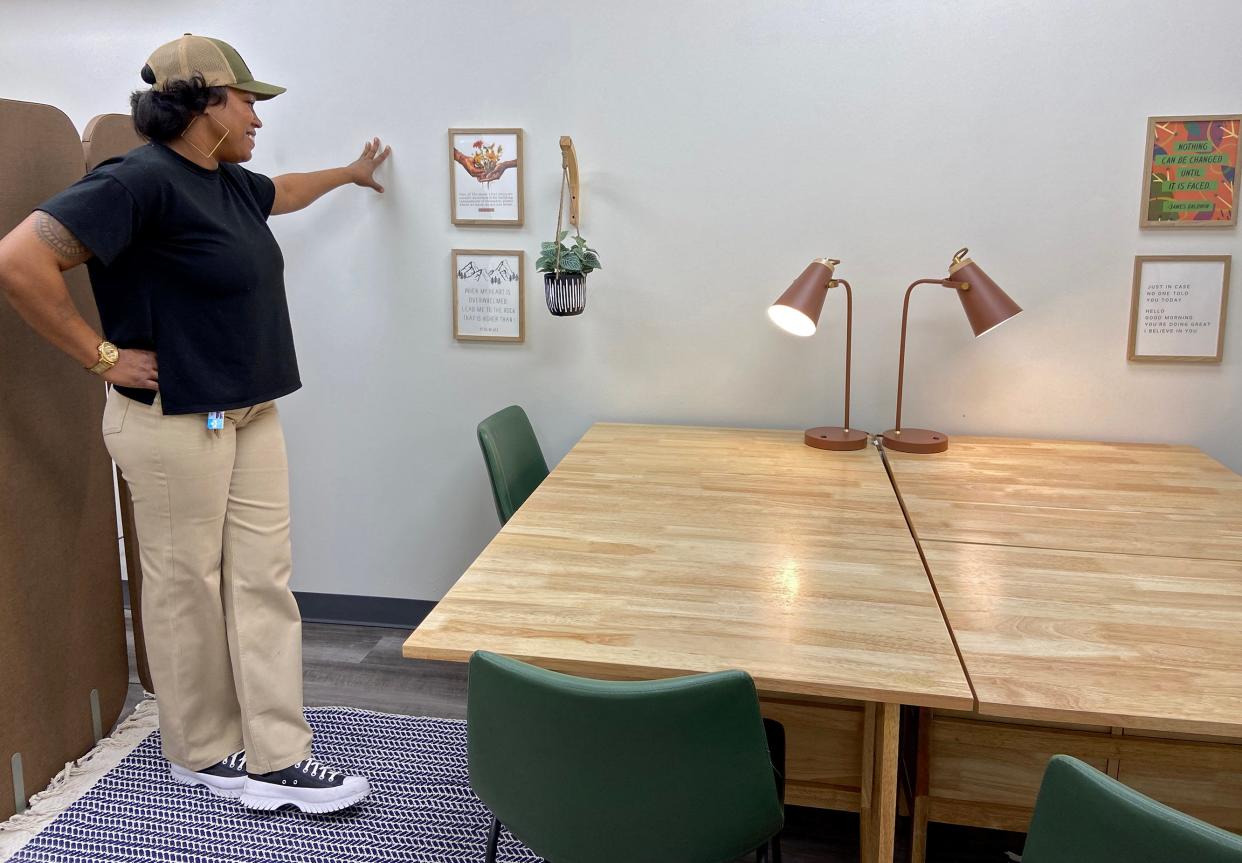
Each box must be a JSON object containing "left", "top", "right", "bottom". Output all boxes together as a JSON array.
[{"left": 8, "top": 707, "right": 543, "bottom": 863}]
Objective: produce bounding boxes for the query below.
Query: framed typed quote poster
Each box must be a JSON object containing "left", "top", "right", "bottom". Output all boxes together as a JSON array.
[
  {"left": 453, "top": 250, "right": 525, "bottom": 343},
  {"left": 1141, "top": 115, "right": 1240, "bottom": 227},
  {"left": 1128, "top": 255, "right": 1230, "bottom": 362},
  {"left": 449, "top": 128, "right": 523, "bottom": 226}
]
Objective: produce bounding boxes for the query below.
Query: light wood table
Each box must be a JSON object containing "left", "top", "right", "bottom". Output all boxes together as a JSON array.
[
  {"left": 885, "top": 437, "right": 1242, "bottom": 860},
  {"left": 406, "top": 424, "right": 973, "bottom": 863}
]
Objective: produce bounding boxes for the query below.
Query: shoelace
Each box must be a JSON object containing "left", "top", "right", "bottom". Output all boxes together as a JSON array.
[
  {"left": 294, "top": 758, "right": 340, "bottom": 782},
  {"left": 223, "top": 751, "right": 247, "bottom": 771}
]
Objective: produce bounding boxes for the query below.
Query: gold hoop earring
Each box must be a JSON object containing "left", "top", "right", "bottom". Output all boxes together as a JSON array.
[{"left": 181, "top": 114, "right": 230, "bottom": 159}]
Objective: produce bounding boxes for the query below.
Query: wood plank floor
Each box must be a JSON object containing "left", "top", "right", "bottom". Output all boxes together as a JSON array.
[{"left": 119, "top": 615, "right": 1024, "bottom": 862}]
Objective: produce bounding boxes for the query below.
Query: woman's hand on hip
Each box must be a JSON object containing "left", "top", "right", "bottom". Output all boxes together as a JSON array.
[
  {"left": 348, "top": 138, "right": 392, "bottom": 193},
  {"left": 103, "top": 349, "right": 158, "bottom": 390}
]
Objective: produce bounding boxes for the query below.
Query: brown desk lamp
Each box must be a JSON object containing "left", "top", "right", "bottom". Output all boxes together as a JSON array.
[
  {"left": 882, "top": 248, "right": 1022, "bottom": 454},
  {"left": 768, "top": 258, "right": 869, "bottom": 451}
]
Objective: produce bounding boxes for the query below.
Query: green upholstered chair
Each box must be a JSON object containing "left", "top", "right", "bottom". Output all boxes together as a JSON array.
[
  {"left": 477, "top": 405, "right": 550, "bottom": 525},
  {"left": 1022, "top": 755, "right": 1242, "bottom": 863},
  {"left": 466, "top": 651, "right": 785, "bottom": 863}
]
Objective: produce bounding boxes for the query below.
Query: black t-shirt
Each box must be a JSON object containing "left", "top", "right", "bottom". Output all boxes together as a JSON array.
[{"left": 38, "top": 142, "right": 300, "bottom": 414}]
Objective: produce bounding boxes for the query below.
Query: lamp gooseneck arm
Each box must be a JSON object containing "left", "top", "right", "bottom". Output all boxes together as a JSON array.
[
  {"left": 894, "top": 278, "right": 961, "bottom": 433},
  {"left": 834, "top": 279, "right": 854, "bottom": 432}
]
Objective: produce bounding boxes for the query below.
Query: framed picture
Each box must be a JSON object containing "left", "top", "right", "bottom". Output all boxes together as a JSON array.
[
  {"left": 1128, "top": 255, "right": 1230, "bottom": 362},
  {"left": 1140, "top": 115, "right": 1241, "bottom": 228},
  {"left": 453, "top": 249, "right": 525, "bottom": 343},
  {"left": 449, "top": 128, "right": 523, "bottom": 226}
]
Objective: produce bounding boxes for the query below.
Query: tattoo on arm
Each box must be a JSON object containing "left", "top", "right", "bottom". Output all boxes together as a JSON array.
[{"left": 32, "top": 211, "right": 90, "bottom": 265}]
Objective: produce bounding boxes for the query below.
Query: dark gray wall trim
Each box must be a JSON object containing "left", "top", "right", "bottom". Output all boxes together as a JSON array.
[
  {"left": 122, "top": 582, "right": 436, "bottom": 630},
  {"left": 294, "top": 591, "right": 437, "bottom": 629}
]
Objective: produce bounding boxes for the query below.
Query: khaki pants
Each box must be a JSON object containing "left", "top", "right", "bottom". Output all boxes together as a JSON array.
[{"left": 103, "top": 388, "right": 312, "bottom": 773}]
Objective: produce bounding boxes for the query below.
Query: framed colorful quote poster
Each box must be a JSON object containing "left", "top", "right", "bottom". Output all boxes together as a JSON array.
[
  {"left": 453, "top": 249, "right": 525, "bottom": 343},
  {"left": 1128, "top": 255, "right": 1230, "bottom": 362},
  {"left": 449, "top": 128, "right": 523, "bottom": 226},
  {"left": 1141, "top": 115, "right": 1240, "bottom": 227}
]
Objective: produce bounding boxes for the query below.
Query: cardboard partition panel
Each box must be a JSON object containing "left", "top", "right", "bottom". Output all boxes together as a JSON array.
[
  {"left": 0, "top": 99, "right": 128, "bottom": 821},
  {"left": 81, "top": 113, "right": 154, "bottom": 696},
  {"left": 82, "top": 112, "right": 143, "bottom": 171}
]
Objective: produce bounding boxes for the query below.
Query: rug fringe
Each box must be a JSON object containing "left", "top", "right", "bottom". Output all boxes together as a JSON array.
[{"left": 0, "top": 697, "right": 160, "bottom": 860}]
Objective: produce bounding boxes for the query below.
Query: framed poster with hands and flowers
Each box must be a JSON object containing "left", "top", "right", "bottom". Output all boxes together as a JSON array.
[{"left": 450, "top": 128, "right": 524, "bottom": 226}]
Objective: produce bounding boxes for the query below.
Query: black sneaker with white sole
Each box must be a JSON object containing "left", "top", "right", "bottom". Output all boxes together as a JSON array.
[
  {"left": 240, "top": 757, "right": 369, "bottom": 813},
  {"left": 169, "top": 751, "right": 249, "bottom": 799}
]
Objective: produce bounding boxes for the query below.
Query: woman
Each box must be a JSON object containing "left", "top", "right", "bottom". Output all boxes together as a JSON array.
[{"left": 0, "top": 34, "right": 390, "bottom": 814}]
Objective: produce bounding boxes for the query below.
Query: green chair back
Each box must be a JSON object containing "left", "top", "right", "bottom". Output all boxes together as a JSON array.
[
  {"left": 467, "top": 651, "right": 784, "bottom": 863},
  {"left": 1022, "top": 755, "right": 1242, "bottom": 863},
  {"left": 477, "top": 405, "right": 549, "bottom": 525}
]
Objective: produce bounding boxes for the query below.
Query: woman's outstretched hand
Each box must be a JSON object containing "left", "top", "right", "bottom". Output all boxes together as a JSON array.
[{"left": 348, "top": 138, "right": 392, "bottom": 193}]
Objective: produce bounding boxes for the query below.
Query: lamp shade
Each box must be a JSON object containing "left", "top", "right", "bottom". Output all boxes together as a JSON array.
[
  {"left": 948, "top": 249, "right": 1022, "bottom": 336},
  {"left": 767, "top": 259, "right": 837, "bottom": 337}
]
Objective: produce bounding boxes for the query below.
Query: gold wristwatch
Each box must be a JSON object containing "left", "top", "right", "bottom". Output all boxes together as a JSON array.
[{"left": 87, "top": 341, "right": 120, "bottom": 375}]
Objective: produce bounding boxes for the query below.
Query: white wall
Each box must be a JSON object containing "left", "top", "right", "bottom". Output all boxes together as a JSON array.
[{"left": 4, "top": 1, "right": 1241, "bottom": 601}]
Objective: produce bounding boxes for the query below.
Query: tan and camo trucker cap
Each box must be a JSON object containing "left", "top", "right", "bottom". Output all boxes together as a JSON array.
[{"left": 145, "top": 34, "right": 285, "bottom": 99}]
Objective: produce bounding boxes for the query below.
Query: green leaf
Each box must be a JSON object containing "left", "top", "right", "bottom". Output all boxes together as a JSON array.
[
  {"left": 560, "top": 252, "right": 582, "bottom": 270},
  {"left": 540, "top": 242, "right": 558, "bottom": 252},
  {"left": 558, "top": 229, "right": 570, "bottom": 241},
  {"left": 583, "top": 252, "right": 601, "bottom": 269}
]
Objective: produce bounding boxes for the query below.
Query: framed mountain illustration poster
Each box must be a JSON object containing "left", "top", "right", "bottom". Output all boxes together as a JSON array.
[{"left": 453, "top": 250, "right": 525, "bottom": 342}]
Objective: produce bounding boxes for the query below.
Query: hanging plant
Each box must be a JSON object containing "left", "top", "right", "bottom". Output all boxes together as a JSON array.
[{"left": 536, "top": 230, "right": 602, "bottom": 317}]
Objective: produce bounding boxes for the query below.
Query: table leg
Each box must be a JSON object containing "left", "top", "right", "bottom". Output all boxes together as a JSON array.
[
  {"left": 910, "top": 708, "right": 931, "bottom": 863},
  {"left": 863, "top": 702, "right": 900, "bottom": 863},
  {"left": 860, "top": 702, "right": 877, "bottom": 859}
]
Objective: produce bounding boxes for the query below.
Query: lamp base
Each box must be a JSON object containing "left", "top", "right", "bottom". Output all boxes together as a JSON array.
[
  {"left": 881, "top": 428, "right": 948, "bottom": 454},
  {"left": 805, "top": 426, "right": 870, "bottom": 451}
]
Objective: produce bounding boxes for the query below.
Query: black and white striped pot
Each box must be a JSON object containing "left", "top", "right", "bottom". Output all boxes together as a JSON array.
[{"left": 544, "top": 273, "right": 587, "bottom": 316}]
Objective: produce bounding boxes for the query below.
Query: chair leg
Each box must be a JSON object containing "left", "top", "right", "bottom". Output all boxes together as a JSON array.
[
  {"left": 762, "top": 719, "right": 786, "bottom": 863},
  {"left": 756, "top": 841, "right": 769, "bottom": 862},
  {"left": 485, "top": 815, "right": 501, "bottom": 863},
  {"left": 763, "top": 718, "right": 787, "bottom": 804}
]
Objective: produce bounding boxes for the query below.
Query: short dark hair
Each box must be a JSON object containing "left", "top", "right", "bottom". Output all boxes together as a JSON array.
[{"left": 130, "top": 68, "right": 229, "bottom": 141}]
